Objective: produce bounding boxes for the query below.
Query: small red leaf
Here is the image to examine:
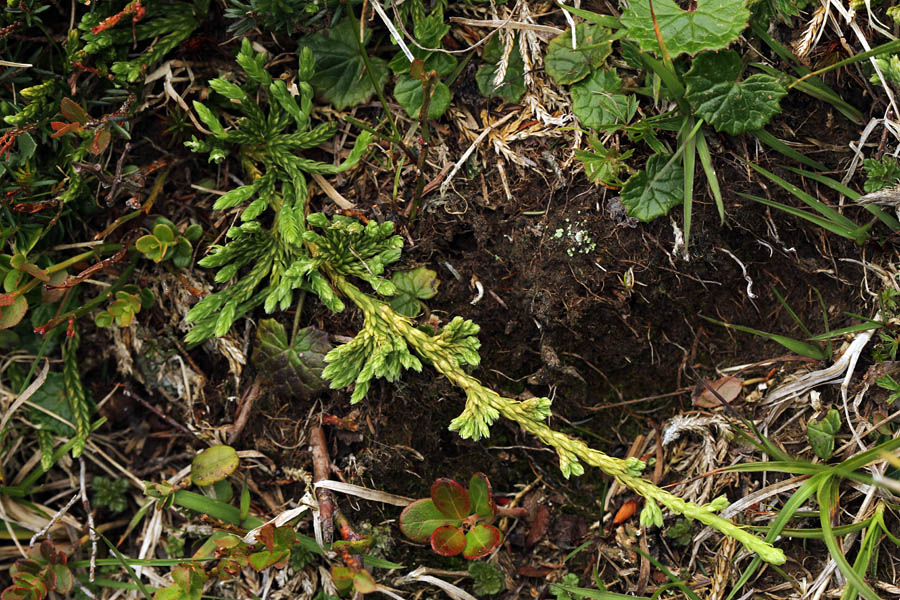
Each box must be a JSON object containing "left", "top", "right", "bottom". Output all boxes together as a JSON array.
[
  {"left": 50, "top": 122, "right": 80, "bottom": 138},
  {"left": 431, "top": 478, "right": 470, "bottom": 519},
  {"left": 91, "top": 127, "right": 111, "bottom": 154},
  {"left": 463, "top": 523, "right": 501, "bottom": 559},
  {"left": 431, "top": 525, "right": 465, "bottom": 556},
  {"left": 612, "top": 498, "right": 638, "bottom": 525},
  {"left": 525, "top": 504, "right": 550, "bottom": 547},
  {"left": 60, "top": 98, "right": 89, "bottom": 124}
]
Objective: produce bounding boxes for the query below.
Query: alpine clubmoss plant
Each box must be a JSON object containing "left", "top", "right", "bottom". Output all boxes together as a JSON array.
[
  {"left": 186, "top": 36, "right": 785, "bottom": 571},
  {"left": 184, "top": 39, "right": 372, "bottom": 343}
]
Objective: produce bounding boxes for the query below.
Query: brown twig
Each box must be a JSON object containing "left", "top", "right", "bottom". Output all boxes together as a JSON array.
[
  {"left": 227, "top": 377, "right": 261, "bottom": 444},
  {"left": 310, "top": 424, "right": 335, "bottom": 545}
]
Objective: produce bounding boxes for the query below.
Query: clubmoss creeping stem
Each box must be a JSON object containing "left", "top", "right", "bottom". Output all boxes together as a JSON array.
[{"left": 328, "top": 273, "right": 785, "bottom": 566}]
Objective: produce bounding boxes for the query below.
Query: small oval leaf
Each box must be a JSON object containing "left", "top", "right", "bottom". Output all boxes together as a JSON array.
[
  {"left": 463, "top": 524, "right": 502, "bottom": 560},
  {"left": 468, "top": 473, "right": 495, "bottom": 518},
  {"left": 399, "top": 498, "right": 457, "bottom": 542},
  {"left": 353, "top": 569, "right": 377, "bottom": 594},
  {"left": 431, "top": 478, "right": 471, "bottom": 519},
  {"left": 431, "top": 525, "right": 466, "bottom": 556},
  {"left": 191, "top": 445, "right": 239, "bottom": 486},
  {"left": 0, "top": 295, "right": 27, "bottom": 329}
]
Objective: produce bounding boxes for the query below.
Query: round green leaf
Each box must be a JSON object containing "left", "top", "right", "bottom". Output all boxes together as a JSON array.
[
  {"left": 353, "top": 569, "right": 377, "bottom": 594},
  {"left": 431, "top": 478, "right": 471, "bottom": 519},
  {"left": 684, "top": 50, "right": 786, "bottom": 135},
  {"left": 0, "top": 295, "right": 27, "bottom": 329},
  {"left": 621, "top": 153, "right": 684, "bottom": 222},
  {"left": 571, "top": 69, "right": 638, "bottom": 130},
  {"left": 399, "top": 498, "right": 458, "bottom": 542},
  {"left": 135, "top": 235, "right": 160, "bottom": 255},
  {"left": 191, "top": 445, "right": 239, "bottom": 486},
  {"left": 476, "top": 36, "right": 526, "bottom": 104},
  {"left": 545, "top": 24, "right": 614, "bottom": 85},
  {"left": 393, "top": 75, "right": 451, "bottom": 119},
  {"left": 331, "top": 566, "right": 354, "bottom": 593},
  {"left": 468, "top": 473, "right": 495, "bottom": 518},
  {"left": 463, "top": 523, "right": 502, "bottom": 559},
  {"left": 431, "top": 525, "right": 466, "bottom": 556},
  {"left": 620, "top": 0, "right": 749, "bottom": 57}
]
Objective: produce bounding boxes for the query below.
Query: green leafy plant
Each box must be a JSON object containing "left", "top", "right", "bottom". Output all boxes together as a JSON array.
[
  {"left": 807, "top": 409, "right": 842, "bottom": 460},
  {"left": 477, "top": 35, "right": 526, "bottom": 103},
  {"left": 93, "top": 476, "right": 131, "bottom": 513},
  {"left": 400, "top": 473, "right": 521, "bottom": 559},
  {"left": 468, "top": 561, "right": 504, "bottom": 595},
  {"left": 251, "top": 318, "right": 332, "bottom": 398},
  {"left": 388, "top": 0, "right": 456, "bottom": 119},
  {"left": 1, "top": 541, "right": 74, "bottom": 600},
  {"left": 389, "top": 266, "right": 439, "bottom": 317},
  {"left": 305, "top": 17, "right": 390, "bottom": 110},
  {"left": 184, "top": 39, "right": 373, "bottom": 343},
  {"left": 94, "top": 285, "right": 154, "bottom": 328},
  {"left": 875, "top": 374, "right": 900, "bottom": 404},
  {"left": 863, "top": 155, "right": 900, "bottom": 193},
  {"left": 135, "top": 217, "right": 202, "bottom": 267}
]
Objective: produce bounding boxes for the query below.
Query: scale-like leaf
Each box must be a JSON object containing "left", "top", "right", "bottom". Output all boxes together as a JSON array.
[
  {"left": 684, "top": 51, "right": 786, "bottom": 135},
  {"left": 621, "top": 153, "right": 684, "bottom": 221},
  {"left": 252, "top": 319, "right": 332, "bottom": 399},
  {"left": 620, "top": 0, "right": 749, "bottom": 57},
  {"left": 305, "top": 18, "right": 389, "bottom": 110},
  {"left": 571, "top": 68, "right": 637, "bottom": 130},
  {"left": 545, "top": 23, "right": 614, "bottom": 85}
]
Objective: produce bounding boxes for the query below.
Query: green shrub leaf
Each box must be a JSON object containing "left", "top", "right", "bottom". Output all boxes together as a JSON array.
[
  {"left": 431, "top": 525, "right": 466, "bottom": 556},
  {"left": 571, "top": 68, "right": 637, "bottom": 130},
  {"left": 191, "top": 445, "right": 240, "bottom": 486},
  {"left": 620, "top": 0, "right": 749, "bottom": 57},
  {"left": 305, "top": 18, "right": 389, "bottom": 110},
  {"left": 399, "top": 498, "right": 458, "bottom": 541},
  {"left": 463, "top": 524, "right": 501, "bottom": 559},
  {"left": 808, "top": 409, "right": 841, "bottom": 460},
  {"left": 476, "top": 35, "right": 526, "bottom": 103},
  {"left": 621, "top": 153, "right": 684, "bottom": 221},
  {"left": 468, "top": 473, "right": 495, "bottom": 518},
  {"left": 252, "top": 319, "right": 332, "bottom": 400},
  {"left": 431, "top": 478, "right": 471, "bottom": 519},
  {"left": 545, "top": 23, "right": 614, "bottom": 85},
  {"left": 684, "top": 51, "right": 786, "bottom": 135}
]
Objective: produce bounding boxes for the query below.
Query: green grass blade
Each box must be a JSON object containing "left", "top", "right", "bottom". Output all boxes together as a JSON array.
[
  {"left": 746, "top": 517, "right": 874, "bottom": 539},
  {"left": 744, "top": 161, "right": 859, "bottom": 230},
  {"left": 681, "top": 116, "right": 697, "bottom": 251},
  {"left": 796, "top": 38, "right": 900, "bottom": 90},
  {"left": 753, "top": 129, "right": 828, "bottom": 171},
  {"left": 558, "top": 3, "right": 622, "bottom": 28},
  {"left": 807, "top": 321, "right": 883, "bottom": 341},
  {"left": 783, "top": 166, "right": 900, "bottom": 231},
  {"left": 549, "top": 583, "right": 646, "bottom": 600},
  {"left": 771, "top": 287, "right": 815, "bottom": 338},
  {"left": 637, "top": 549, "right": 702, "bottom": 600},
  {"left": 701, "top": 315, "right": 829, "bottom": 359},
  {"left": 696, "top": 129, "right": 724, "bottom": 222},
  {"left": 95, "top": 530, "right": 154, "bottom": 600},
  {"left": 817, "top": 477, "right": 882, "bottom": 600},
  {"left": 737, "top": 193, "right": 863, "bottom": 241},
  {"left": 727, "top": 473, "right": 826, "bottom": 600}
]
